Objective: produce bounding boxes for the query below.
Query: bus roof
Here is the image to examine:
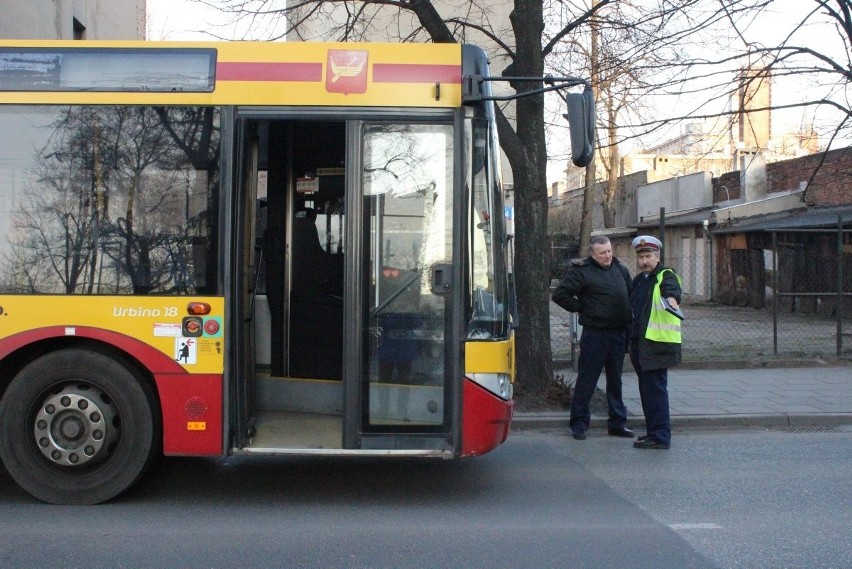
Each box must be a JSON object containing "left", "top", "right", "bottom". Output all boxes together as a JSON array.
[{"left": 0, "top": 40, "right": 463, "bottom": 108}]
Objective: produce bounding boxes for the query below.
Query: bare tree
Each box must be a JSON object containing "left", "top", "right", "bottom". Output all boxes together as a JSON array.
[
  {"left": 716, "top": 0, "right": 852, "bottom": 187},
  {"left": 189, "top": 0, "right": 611, "bottom": 393},
  {"left": 596, "top": 0, "right": 852, "bottom": 168},
  {"left": 188, "top": 0, "right": 851, "bottom": 394}
]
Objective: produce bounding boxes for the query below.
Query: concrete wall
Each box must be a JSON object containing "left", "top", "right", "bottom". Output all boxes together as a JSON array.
[
  {"left": 636, "top": 171, "right": 712, "bottom": 222},
  {"left": 0, "top": 0, "right": 145, "bottom": 40},
  {"left": 713, "top": 190, "right": 805, "bottom": 224},
  {"left": 623, "top": 154, "right": 733, "bottom": 181},
  {"left": 614, "top": 170, "right": 647, "bottom": 227},
  {"left": 739, "top": 151, "right": 767, "bottom": 202},
  {"left": 708, "top": 145, "right": 852, "bottom": 208},
  {"left": 548, "top": 170, "right": 648, "bottom": 238}
]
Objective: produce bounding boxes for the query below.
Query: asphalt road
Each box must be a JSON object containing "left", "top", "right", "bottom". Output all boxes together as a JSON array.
[
  {"left": 0, "top": 427, "right": 849, "bottom": 568},
  {"left": 559, "top": 425, "right": 852, "bottom": 569}
]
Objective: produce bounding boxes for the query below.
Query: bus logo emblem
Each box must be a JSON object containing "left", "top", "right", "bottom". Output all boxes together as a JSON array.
[{"left": 326, "top": 50, "right": 368, "bottom": 94}]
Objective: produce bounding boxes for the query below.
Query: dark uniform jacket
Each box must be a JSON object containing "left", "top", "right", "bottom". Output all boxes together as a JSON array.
[
  {"left": 630, "top": 263, "right": 682, "bottom": 370},
  {"left": 552, "top": 256, "right": 632, "bottom": 330}
]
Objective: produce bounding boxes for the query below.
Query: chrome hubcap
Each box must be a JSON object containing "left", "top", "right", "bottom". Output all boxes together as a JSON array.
[{"left": 33, "top": 384, "right": 119, "bottom": 467}]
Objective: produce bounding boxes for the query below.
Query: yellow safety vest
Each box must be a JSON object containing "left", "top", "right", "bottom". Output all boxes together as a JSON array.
[{"left": 645, "top": 269, "right": 682, "bottom": 344}]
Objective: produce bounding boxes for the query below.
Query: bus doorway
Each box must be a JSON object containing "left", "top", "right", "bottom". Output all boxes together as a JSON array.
[
  {"left": 236, "top": 119, "right": 346, "bottom": 450},
  {"left": 234, "top": 116, "right": 459, "bottom": 454}
]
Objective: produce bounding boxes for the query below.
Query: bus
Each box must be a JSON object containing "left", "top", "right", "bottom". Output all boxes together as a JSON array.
[{"left": 0, "top": 40, "right": 591, "bottom": 504}]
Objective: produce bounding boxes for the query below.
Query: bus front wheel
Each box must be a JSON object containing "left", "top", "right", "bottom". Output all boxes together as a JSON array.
[{"left": 0, "top": 349, "right": 158, "bottom": 505}]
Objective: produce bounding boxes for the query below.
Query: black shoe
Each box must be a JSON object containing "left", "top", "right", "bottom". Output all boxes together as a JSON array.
[
  {"left": 572, "top": 432, "right": 587, "bottom": 440},
  {"left": 607, "top": 427, "right": 635, "bottom": 438},
  {"left": 633, "top": 439, "right": 669, "bottom": 450},
  {"left": 637, "top": 435, "right": 648, "bottom": 442}
]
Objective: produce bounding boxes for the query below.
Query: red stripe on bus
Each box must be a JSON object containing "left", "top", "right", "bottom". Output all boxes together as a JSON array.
[
  {"left": 372, "top": 63, "right": 461, "bottom": 84},
  {"left": 0, "top": 326, "right": 185, "bottom": 373},
  {"left": 216, "top": 62, "right": 323, "bottom": 82}
]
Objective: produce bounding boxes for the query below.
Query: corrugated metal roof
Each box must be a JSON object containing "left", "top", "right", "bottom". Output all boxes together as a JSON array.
[
  {"left": 711, "top": 205, "right": 852, "bottom": 234},
  {"left": 591, "top": 226, "right": 635, "bottom": 237}
]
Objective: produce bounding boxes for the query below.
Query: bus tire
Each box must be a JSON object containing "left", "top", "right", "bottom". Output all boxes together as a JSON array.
[{"left": 0, "top": 349, "right": 158, "bottom": 505}]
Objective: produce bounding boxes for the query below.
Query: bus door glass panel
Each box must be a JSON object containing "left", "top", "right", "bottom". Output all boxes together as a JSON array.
[
  {"left": 362, "top": 123, "right": 453, "bottom": 428},
  {"left": 467, "top": 119, "right": 509, "bottom": 340}
]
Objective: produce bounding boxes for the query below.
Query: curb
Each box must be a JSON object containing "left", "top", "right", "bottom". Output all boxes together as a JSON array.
[
  {"left": 510, "top": 413, "right": 852, "bottom": 431},
  {"left": 554, "top": 358, "right": 851, "bottom": 374}
]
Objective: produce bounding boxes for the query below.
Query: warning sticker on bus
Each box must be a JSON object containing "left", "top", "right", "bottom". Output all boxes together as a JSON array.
[
  {"left": 154, "top": 323, "right": 183, "bottom": 337},
  {"left": 175, "top": 338, "right": 197, "bottom": 365}
]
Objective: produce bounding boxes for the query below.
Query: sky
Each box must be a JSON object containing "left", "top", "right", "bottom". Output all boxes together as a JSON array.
[
  {"left": 147, "top": 0, "right": 245, "bottom": 41},
  {"left": 146, "top": 0, "right": 847, "bottom": 184}
]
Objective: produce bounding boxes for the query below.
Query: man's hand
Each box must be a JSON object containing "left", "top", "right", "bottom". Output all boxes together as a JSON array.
[{"left": 666, "top": 297, "right": 679, "bottom": 309}]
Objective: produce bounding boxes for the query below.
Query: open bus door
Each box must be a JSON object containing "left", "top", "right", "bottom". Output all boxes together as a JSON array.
[
  {"left": 232, "top": 114, "right": 459, "bottom": 454},
  {"left": 353, "top": 120, "right": 459, "bottom": 451},
  {"left": 231, "top": 117, "right": 261, "bottom": 449}
]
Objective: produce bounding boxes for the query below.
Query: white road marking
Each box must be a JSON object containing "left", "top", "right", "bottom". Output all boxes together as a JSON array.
[{"left": 669, "top": 523, "right": 723, "bottom": 530}]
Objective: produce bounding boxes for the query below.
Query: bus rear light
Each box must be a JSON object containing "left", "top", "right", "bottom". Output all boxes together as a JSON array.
[
  {"left": 187, "top": 302, "right": 211, "bottom": 315},
  {"left": 468, "top": 373, "right": 513, "bottom": 400}
]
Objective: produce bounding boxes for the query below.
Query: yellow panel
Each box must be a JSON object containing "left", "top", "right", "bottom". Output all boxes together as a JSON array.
[
  {"left": 465, "top": 334, "right": 515, "bottom": 381},
  {"left": 0, "top": 40, "right": 463, "bottom": 108},
  {"left": 0, "top": 296, "right": 225, "bottom": 374}
]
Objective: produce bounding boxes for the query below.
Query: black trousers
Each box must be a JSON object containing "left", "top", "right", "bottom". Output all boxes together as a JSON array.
[
  {"left": 629, "top": 345, "right": 671, "bottom": 445},
  {"left": 569, "top": 328, "right": 628, "bottom": 434}
]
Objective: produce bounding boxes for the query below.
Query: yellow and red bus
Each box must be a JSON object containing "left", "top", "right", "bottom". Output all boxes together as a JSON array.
[{"left": 0, "top": 40, "right": 588, "bottom": 504}]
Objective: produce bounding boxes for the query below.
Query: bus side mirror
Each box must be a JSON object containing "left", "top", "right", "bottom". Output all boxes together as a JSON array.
[{"left": 564, "top": 87, "right": 595, "bottom": 167}]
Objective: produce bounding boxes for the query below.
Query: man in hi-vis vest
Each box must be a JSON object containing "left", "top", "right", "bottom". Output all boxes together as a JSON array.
[{"left": 629, "top": 235, "right": 682, "bottom": 449}]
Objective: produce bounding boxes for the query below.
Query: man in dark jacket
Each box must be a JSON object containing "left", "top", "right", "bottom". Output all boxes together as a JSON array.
[
  {"left": 552, "top": 236, "right": 634, "bottom": 440},
  {"left": 629, "top": 235, "right": 682, "bottom": 450}
]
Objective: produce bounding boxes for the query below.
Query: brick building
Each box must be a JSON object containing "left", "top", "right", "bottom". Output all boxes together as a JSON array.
[{"left": 711, "top": 146, "right": 852, "bottom": 314}]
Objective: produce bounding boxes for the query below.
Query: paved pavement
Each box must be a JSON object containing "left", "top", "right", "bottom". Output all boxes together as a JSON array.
[{"left": 512, "top": 365, "right": 852, "bottom": 431}]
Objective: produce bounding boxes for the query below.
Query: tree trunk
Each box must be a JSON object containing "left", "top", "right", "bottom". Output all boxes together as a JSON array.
[
  {"left": 602, "top": 100, "right": 619, "bottom": 228},
  {"left": 579, "top": 164, "right": 596, "bottom": 247},
  {"left": 505, "top": 0, "right": 554, "bottom": 393}
]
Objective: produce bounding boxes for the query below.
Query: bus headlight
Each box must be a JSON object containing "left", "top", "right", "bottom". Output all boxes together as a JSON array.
[{"left": 469, "top": 373, "right": 513, "bottom": 400}]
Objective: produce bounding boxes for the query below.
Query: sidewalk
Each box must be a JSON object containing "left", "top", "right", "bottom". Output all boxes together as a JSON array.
[{"left": 512, "top": 366, "right": 852, "bottom": 430}]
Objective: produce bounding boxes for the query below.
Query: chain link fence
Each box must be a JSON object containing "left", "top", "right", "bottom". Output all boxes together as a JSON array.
[{"left": 550, "top": 251, "right": 851, "bottom": 366}]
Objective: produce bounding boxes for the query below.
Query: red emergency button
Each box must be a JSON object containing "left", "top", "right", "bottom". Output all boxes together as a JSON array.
[{"left": 203, "top": 319, "right": 220, "bottom": 335}]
